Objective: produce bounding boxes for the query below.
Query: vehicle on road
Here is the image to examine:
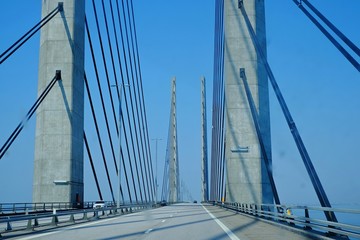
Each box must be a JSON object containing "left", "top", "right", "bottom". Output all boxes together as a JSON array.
[{"left": 93, "top": 200, "right": 106, "bottom": 209}]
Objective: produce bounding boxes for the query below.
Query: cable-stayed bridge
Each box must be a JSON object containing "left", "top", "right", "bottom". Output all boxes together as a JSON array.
[{"left": 0, "top": 0, "right": 359, "bottom": 239}]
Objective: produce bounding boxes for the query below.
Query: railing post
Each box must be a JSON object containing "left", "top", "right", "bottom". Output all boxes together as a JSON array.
[
  {"left": 83, "top": 211, "right": 88, "bottom": 220},
  {"left": 51, "top": 215, "right": 59, "bottom": 225},
  {"left": 51, "top": 208, "right": 58, "bottom": 225},
  {"left": 27, "top": 219, "right": 33, "bottom": 230},
  {"left": 304, "top": 208, "right": 312, "bottom": 230},
  {"left": 70, "top": 214, "right": 75, "bottom": 223},
  {"left": 6, "top": 217, "right": 12, "bottom": 231},
  {"left": 94, "top": 210, "right": 99, "bottom": 219}
]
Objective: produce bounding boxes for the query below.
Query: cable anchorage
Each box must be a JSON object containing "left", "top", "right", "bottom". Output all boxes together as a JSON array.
[
  {"left": 0, "top": 4, "right": 61, "bottom": 64},
  {"left": 0, "top": 71, "right": 61, "bottom": 160}
]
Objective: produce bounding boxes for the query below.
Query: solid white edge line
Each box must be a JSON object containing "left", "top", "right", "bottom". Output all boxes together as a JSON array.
[
  {"left": 202, "top": 204, "right": 240, "bottom": 240},
  {"left": 19, "top": 217, "right": 116, "bottom": 240},
  {"left": 19, "top": 210, "right": 143, "bottom": 240}
]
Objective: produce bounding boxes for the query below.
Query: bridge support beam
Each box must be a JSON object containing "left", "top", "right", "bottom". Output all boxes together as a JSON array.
[
  {"left": 201, "top": 77, "right": 209, "bottom": 202},
  {"left": 168, "top": 77, "right": 180, "bottom": 203},
  {"left": 223, "top": 0, "right": 273, "bottom": 203},
  {"left": 33, "top": 0, "right": 85, "bottom": 207}
]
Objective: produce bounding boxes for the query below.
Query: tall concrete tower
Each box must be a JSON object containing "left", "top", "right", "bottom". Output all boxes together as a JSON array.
[
  {"left": 33, "top": 0, "right": 85, "bottom": 206},
  {"left": 224, "top": 0, "right": 273, "bottom": 203},
  {"left": 201, "top": 77, "right": 209, "bottom": 202},
  {"left": 168, "top": 77, "right": 180, "bottom": 203}
]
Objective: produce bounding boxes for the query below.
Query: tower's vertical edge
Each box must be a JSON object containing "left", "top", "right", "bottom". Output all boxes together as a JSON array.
[
  {"left": 201, "top": 76, "right": 209, "bottom": 202},
  {"left": 168, "top": 77, "right": 180, "bottom": 203},
  {"left": 33, "top": 0, "right": 85, "bottom": 206},
  {"left": 224, "top": 0, "right": 273, "bottom": 203}
]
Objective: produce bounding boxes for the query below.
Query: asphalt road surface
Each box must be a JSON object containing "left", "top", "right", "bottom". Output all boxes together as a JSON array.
[{"left": 4, "top": 203, "right": 326, "bottom": 240}]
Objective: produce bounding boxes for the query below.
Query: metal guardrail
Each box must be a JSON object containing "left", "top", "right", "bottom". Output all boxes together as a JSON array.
[
  {"left": 0, "top": 202, "right": 75, "bottom": 214},
  {"left": 0, "top": 203, "right": 156, "bottom": 236},
  {"left": 215, "top": 202, "right": 360, "bottom": 239},
  {"left": 0, "top": 201, "right": 118, "bottom": 215}
]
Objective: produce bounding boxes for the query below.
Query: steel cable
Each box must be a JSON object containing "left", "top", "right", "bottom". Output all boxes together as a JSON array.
[
  {"left": 128, "top": 0, "right": 156, "bottom": 203},
  {"left": 85, "top": 17, "right": 119, "bottom": 177},
  {"left": 301, "top": 0, "right": 360, "bottom": 57},
  {"left": 0, "top": 4, "right": 62, "bottom": 64},
  {"left": 125, "top": 0, "right": 152, "bottom": 203},
  {"left": 240, "top": 3, "right": 338, "bottom": 222},
  {"left": 91, "top": 0, "right": 120, "bottom": 135},
  {"left": 240, "top": 69, "right": 281, "bottom": 205},
  {"left": 100, "top": 0, "right": 134, "bottom": 203},
  {"left": 84, "top": 132, "right": 103, "bottom": 200},
  {"left": 120, "top": 0, "right": 148, "bottom": 203},
  {"left": 84, "top": 73, "right": 116, "bottom": 203},
  {"left": 115, "top": 0, "right": 144, "bottom": 203},
  {"left": 110, "top": 0, "right": 141, "bottom": 204},
  {"left": 211, "top": 0, "right": 225, "bottom": 202},
  {"left": 0, "top": 73, "right": 59, "bottom": 160},
  {"left": 293, "top": 0, "right": 360, "bottom": 72}
]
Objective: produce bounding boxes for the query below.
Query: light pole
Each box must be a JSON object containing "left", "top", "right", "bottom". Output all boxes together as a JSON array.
[
  {"left": 152, "top": 138, "right": 162, "bottom": 203},
  {"left": 112, "top": 83, "right": 130, "bottom": 209}
]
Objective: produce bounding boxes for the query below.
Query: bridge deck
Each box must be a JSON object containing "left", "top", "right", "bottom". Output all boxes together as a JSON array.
[{"left": 3, "top": 203, "right": 332, "bottom": 240}]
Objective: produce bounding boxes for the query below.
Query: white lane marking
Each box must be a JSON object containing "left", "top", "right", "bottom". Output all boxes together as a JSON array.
[
  {"left": 19, "top": 216, "right": 117, "bottom": 240},
  {"left": 202, "top": 205, "right": 240, "bottom": 240},
  {"left": 145, "top": 228, "right": 153, "bottom": 234}
]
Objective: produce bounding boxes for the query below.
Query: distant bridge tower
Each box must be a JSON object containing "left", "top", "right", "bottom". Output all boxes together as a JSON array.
[
  {"left": 166, "top": 77, "right": 180, "bottom": 203},
  {"left": 224, "top": 0, "right": 273, "bottom": 203},
  {"left": 201, "top": 77, "right": 209, "bottom": 202},
  {"left": 33, "top": 0, "right": 85, "bottom": 206}
]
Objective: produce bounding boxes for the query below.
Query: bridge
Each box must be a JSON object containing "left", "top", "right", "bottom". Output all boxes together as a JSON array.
[{"left": 0, "top": 0, "right": 359, "bottom": 239}]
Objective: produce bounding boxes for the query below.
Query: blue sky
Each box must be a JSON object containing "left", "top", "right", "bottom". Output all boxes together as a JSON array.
[{"left": 0, "top": 0, "right": 359, "bottom": 207}]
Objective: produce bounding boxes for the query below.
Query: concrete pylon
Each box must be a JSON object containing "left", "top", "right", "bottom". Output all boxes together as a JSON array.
[
  {"left": 224, "top": 0, "right": 273, "bottom": 204},
  {"left": 168, "top": 77, "right": 180, "bottom": 203},
  {"left": 201, "top": 77, "right": 209, "bottom": 202},
  {"left": 33, "top": 0, "right": 85, "bottom": 206}
]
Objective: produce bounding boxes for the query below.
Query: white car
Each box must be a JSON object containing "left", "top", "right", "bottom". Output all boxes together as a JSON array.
[{"left": 93, "top": 200, "right": 106, "bottom": 209}]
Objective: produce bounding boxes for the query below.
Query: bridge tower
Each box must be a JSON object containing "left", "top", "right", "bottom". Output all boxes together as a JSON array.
[
  {"left": 33, "top": 0, "right": 85, "bottom": 206},
  {"left": 224, "top": 0, "right": 273, "bottom": 203},
  {"left": 167, "top": 77, "right": 180, "bottom": 203},
  {"left": 201, "top": 77, "right": 209, "bottom": 202}
]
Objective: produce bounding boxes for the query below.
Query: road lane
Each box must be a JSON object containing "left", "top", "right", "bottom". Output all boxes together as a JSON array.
[
  {"left": 3, "top": 203, "right": 328, "bottom": 239},
  {"left": 5, "top": 203, "right": 236, "bottom": 240},
  {"left": 141, "top": 204, "right": 238, "bottom": 240}
]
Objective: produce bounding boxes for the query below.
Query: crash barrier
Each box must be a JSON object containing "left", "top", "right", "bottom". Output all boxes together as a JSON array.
[
  {"left": 0, "top": 203, "right": 155, "bottom": 236},
  {"left": 214, "top": 201, "right": 360, "bottom": 239}
]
